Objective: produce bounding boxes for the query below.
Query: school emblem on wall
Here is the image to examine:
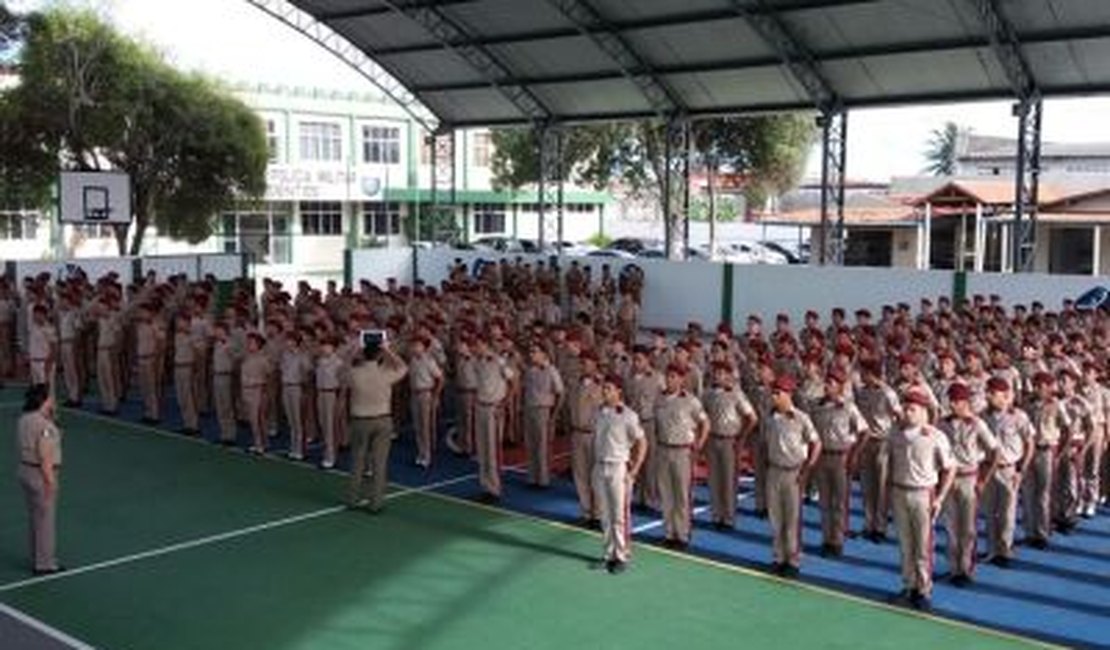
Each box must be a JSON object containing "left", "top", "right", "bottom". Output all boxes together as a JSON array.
[{"left": 360, "top": 177, "right": 383, "bottom": 198}]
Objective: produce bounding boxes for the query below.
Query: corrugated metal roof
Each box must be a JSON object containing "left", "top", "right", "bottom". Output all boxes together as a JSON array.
[{"left": 278, "top": 0, "right": 1110, "bottom": 128}]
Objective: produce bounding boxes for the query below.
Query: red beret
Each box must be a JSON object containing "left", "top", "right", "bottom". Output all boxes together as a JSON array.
[
  {"left": 855, "top": 309, "right": 871, "bottom": 318},
  {"left": 1032, "top": 371, "right": 1055, "bottom": 386},
  {"left": 711, "top": 361, "right": 735, "bottom": 374},
  {"left": 860, "top": 359, "right": 883, "bottom": 376},
  {"left": 1057, "top": 366, "right": 1079, "bottom": 381},
  {"left": 899, "top": 352, "right": 918, "bottom": 367},
  {"left": 716, "top": 323, "right": 733, "bottom": 336},
  {"left": 947, "top": 382, "right": 971, "bottom": 402},
  {"left": 964, "top": 348, "right": 981, "bottom": 360},
  {"left": 772, "top": 374, "right": 797, "bottom": 394},
  {"left": 986, "top": 377, "right": 1011, "bottom": 393},
  {"left": 579, "top": 350, "right": 598, "bottom": 363},
  {"left": 903, "top": 388, "right": 932, "bottom": 409},
  {"left": 748, "top": 315, "right": 762, "bottom": 324},
  {"left": 687, "top": 321, "right": 703, "bottom": 331},
  {"left": 602, "top": 374, "right": 624, "bottom": 388},
  {"left": 651, "top": 328, "right": 667, "bottom": 338},
  {"left": 826, "top": 367, "right": 848, "bottom": 384},
  {"left": 776, "top": 313, "right": 790, "bottom": 323},
  {"left": 665, "top": 363, "right": 687, "bottom": 377},
  {"left": 805, "top": 310, "right": 819, "bottom": 319}
]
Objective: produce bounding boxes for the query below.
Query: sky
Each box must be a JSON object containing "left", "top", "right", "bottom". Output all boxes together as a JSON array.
[{"left": 13, "top": 0, "right": 1110, "bottom": 182}]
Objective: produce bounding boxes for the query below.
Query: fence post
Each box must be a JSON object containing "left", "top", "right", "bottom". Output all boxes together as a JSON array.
[
  {"left": 721, "top": 263, "right": 735, "bottom": 328},
  {"left": 953, "top": 270, "right": 968, "bottom": 306}
]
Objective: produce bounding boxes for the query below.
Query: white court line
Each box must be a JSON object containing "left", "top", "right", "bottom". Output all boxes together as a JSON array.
[
  {"left": 0, "top": 601, "right": 95, "bottom": 650},
  {"left": 631, "top": 493, "right": 752, "bottom": 535}
]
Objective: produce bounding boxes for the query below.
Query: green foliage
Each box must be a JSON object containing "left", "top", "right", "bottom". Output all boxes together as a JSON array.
[
  {"left": 0, "top": 7, "right": 267, "bottom": 254},
  {"left": 687, "top": 196, "right": 741, "bottom": 222},
  {"left": 585, "top": 232, "right": 611, "bottom": 248},
  {"left": 404, "top": 203, "right": 460, "bottom": 243},
  {"left": 924, "top": 121, "right": 960, "bottom": 176}
]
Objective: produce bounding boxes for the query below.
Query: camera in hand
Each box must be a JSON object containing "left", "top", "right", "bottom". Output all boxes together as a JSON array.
[{"left": 361, "top": 329, "right": 387, "bottom": 359}]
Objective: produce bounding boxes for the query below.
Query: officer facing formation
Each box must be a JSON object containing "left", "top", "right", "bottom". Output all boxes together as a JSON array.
[{"left": 16, "top": 384, "right": 65, "bottom": 575}]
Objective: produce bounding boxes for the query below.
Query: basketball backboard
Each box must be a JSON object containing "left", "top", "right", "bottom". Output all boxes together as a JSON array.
[{"left": 59, "top": 171, "right": 132, "bottom": 224}]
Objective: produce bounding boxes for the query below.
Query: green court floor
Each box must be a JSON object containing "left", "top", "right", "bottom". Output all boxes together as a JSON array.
[{"left": 0, "top": 401, "right": 1049, "bottom": 650}]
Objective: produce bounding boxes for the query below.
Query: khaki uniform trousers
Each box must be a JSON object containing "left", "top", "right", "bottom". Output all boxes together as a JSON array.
[
  {"left": 523, "top": 406, "right": 553, "bottom": 486},
  {"left": 318, "top": 389, "right": 339, "bottom": 465},
  {"left": 1022, "top": 447, "right": 1054, "bottom": 540},
  {"left": 594, "top": 462, "right": 632, "bottom": 562},
  {"left": 982, "top": 465, "right": 1019, "bottom": 560},
  {"left": 19, "top": 465, "right": 58, "bottom": 571},
  {"left": 767, "top": 464, "right": 803, "bottom": 567},
  {"left": 213, "top": 374, "right": 236, "bottom": 442},
  {"left": 29, "top": 358, "right": 50, "bottom": 387},
  {"left": 1082, "top": 429, "right": 1104, "bottom": 508},
  {"left": 193, "top": 346, "right": 210, "bottom": 414},
  {"left": 572, "top": 430, "right": 597, "bottom": 518},
  {"left": 816, "top": 451, "right": 851, "bottom": 547},
  {"left": 750, "top": 435, "right": 768, "bottom": 512},
  {"left": 633, "top": 420, "right": 659, "bottom": 509},
  {"left": 243, "top": 386, "right": 266, "bottom": 450},
  {"left": 859, "top": 438, "right": 890, "bottom": 535},
  {"left": 456, "top": 390, "right": 476, "bottom": 455},
  {"left": 944, "top": 473, "right": 980, "bottom": 577},
  {"left": 0, "top": 321, "right": 12, "bottom": 376},
  {"left": 891, "top": 485, "right": 935, "bottom": 597},
  {"left": 658, "top": 445, "right": 693, "bottom": 543},
  {"left": 283, "top": 384, "right": 305, "bottom": 456},
  {"left": 174, "top": 364, "right": 198, "bottom": 430},
  {"left": 139, "top": 356, "right": 160, "bottom": 420},
  {"left": 349, "top": 416, "right": 394, "bottom": 510},
  {"left": 707, "top": 435, "right": 740, "bottom": 526},
  {"left": 1054, "top": 443, "right": 1083, "bottom": 525},
  {"left": 411, "top": 389, "right": 435, "bottom": 464},
  {"left": 475, "top": 402, "right": 503, "bottom": 496},
  {"left": 96, "top": 348, "right": 118, "bottom": 411},
  {"left": 60, "top": 342, "right": 81, "bottom": 403}
]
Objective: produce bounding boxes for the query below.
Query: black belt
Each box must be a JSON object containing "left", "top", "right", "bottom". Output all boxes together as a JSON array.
[
  {"left": 21, "top": 462, "right": 60, "bottom": 468},
  {"left": 352, "top": 414, "right": 391, "bottom": 420}
]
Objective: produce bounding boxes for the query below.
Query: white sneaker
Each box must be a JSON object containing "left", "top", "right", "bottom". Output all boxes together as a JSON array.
[
  {"left": 288, "top": 451, "right": 304, "bottom": 461},
  {"left": 364, "top": 468, "right": 373, "bottom": 477},
  {"left": 321, "top": 459, "right": 335, "bottom": 469}
]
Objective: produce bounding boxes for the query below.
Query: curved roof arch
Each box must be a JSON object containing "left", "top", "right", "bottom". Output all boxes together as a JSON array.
[{"left": 251, "top": 0, "right": 1110, "bottom": 128}]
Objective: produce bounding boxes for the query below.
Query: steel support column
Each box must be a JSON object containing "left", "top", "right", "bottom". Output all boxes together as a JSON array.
[
  {"left": 1011, "top": 98, "right": 1042, "bottom": 273},
  {"left": 536, "top": 126, "right": 561, "bottom": 250},
  {"left": 817, "top": 110, "right": 847, "bottom": 265},
  {"left": 429, "top": 130, "right": 457, "bottom": 242}
]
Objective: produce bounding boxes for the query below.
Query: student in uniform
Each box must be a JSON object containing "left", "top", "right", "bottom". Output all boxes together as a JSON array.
[
  {"left": 240, "top": 333, "right": 272, "bottom": 455},
  {"left": 981, "top": 376, "right": 1034, "bottom": 568},
  {"left": 592, "top": 375, "right": 647, "bottom": 574},
  {"left": 16, "top": 384, "right": 65, "bottom": 575},
  {"left": 316, "top": 337, "right": 346, "bottom": 469},
  {"left": 1023, "top": 371, "right": 1070, "bottom": 548},
  {"left": 570, "top": 351, "right": 604, "bottom": 525},
  {"left": 764, "top": 374, "right": 821, "bottom": 577},
  {"left": 654, "top": 363, "right": 709, "bottom": 550},
  {"left": 408, "top": 336, "right": 443, "bottom": 468},
  {"left": 702, "top": 361, "right": 757, "bottom": 530},
  {"left": 624, "top": 346, "right": 665, "bottom": 510},
  {"left": 281, "top": 331, "right": 312, "bottom": 460},
  {"left": 887, "top": 388, "right": 956, "bottom": 611},
  {"left": 855, "top": 359, "right": 903, "bottom": 542},
  {"left": 210, "top": 322, "right": 238, "bottom": 445},
  {"left": 473, "top": 338, "right": 515, "bottom": 502},
  {"left": 348, "top": 337, "right": 408, "bottom": 512},
  {"left": 811, "top": 367, "right": 867, "bottom": 557},
  {"left": 173, "top": 314, "right": 199, "bottom": 434},
  {"left": 522, "top": 344, "right": 564, "bottom": 488}
]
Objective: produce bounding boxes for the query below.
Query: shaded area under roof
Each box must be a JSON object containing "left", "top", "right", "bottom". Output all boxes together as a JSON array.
[{"left": 283, "top": 0, "right": 1110, "bottom": 128}]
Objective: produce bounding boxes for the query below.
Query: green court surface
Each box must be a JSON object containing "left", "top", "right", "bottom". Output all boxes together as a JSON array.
[{"left": 0, "top": 401, "right": 1049, "bottom": 650}]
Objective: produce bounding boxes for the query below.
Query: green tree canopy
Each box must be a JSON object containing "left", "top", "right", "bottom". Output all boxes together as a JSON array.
[
  {"left": 0, "top": 7, "right": 267, "bottom": 254},
  {"left": 490, "top": 115, "right": 815, "bottom": 256}
]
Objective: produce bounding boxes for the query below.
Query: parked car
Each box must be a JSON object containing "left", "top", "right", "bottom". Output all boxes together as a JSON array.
[
  {"left": 608, "top": 237, "right": 661, "bottom": 255},
  {"left": 588, "top": 248, "right": 637, "bottom": 259},
  {"left": 759, "top": 240, "right": 802, "bottom": 264}
]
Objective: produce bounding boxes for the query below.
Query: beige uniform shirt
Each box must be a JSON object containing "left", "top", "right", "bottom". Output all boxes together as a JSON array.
[
  {"left": 349, "top": 360, "right": 408, "bottom": 418},
  {"left": 315, "top": 353, "right": 346, "bottom": 391},
  {"left": 624, "top": 370, "right": 664, "bottom": 425},
  {"left": 474, "top": 355, "right": 514, "bottom": 405},
  {"left": 523, "top": 363, "right": 564, "bottom": 409},
  {"left": 456, "top": 354, "right": 479, "bottom": 392},
  {"left": 939, "top": 415, "right": 999, "bottom": 472},
  {"left": 136, "top": 322, "right": 157, "bottom": 358},
  {"left": 28, "top": 322, "right": 57, "bottom": 361},
  {"left": 17, "top": 411, "right": 62, "bottom": 466},
  {"left": 409, "top": 354, "right": 442, "bottom": 391},
  {"left": 765, "top": 408, "right": 819, "bottom": 468},
  {"left": 58, "top": 309, "right": 81, "bottom": 343},
  {"left": 212, "top": 340, "right": 236, "bottom": 375},
  {"left": 1027, "top": 398, "right": 1071, "bottom": 448},
  {"left": 240, "top": 352, "right": 271, "bottom": 391},
  {"left": 594, "top": 405, "right": 645, "bottom": 464},
  {"left": 570, "top": 375, "right": 604, "bottom": 431},
  {"left": 654, "top": 391, "right": 707, "bottom": 447},
  {"left": 888, "top": 424, "right": 955, "bottom": 489},
  {"left": 811, "top": 399, "right": 867, "bottom": 452},
  {"left": 856, "top": 382, "right": 902, "bottom": 439},
  {"left": 280, "top": 349, "right": 311, "bottom": 385},
  {"left": 983, "top": 407, "right": 1033, "bottom": 466},
  {"left": 704, "top": 386, "right": 756, "bottom": 438},
  {"left": 174, "top": 331, "right": 195, "bottom": 365}
]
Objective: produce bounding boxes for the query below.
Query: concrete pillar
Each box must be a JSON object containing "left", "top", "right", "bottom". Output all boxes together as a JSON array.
[
  {"left": 1094, "top": 225, "right": 1102, "bottom": 276},
  {"left": 974, "top": 203, "right": 985, "bottom": 273},
  {"left": 923, "top": 202, "right": 933, "bottom": 270},
  {"left": 1000, "top": 223, "right": 1011, "bottom": 273}
]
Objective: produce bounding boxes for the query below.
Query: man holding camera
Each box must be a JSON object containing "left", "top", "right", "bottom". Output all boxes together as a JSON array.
[{"left": 348, "top": 333, "right": 408, "bottom": 512}]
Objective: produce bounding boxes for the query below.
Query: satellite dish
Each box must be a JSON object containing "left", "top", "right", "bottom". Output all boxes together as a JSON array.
[{"left": 360, "top": 177, "right": 382, "bottom": 197}]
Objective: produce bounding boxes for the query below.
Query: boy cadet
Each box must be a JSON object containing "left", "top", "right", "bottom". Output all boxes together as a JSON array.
[
  {"left": 28, "top": 304, "right": 57, "bottom": 389},
  {"left": 625, "top": 345, "right": 665, "bottom": 509},
  {"left": 655, "top": 363, "right": 709, "bottom": 550},
  {"left": 703, "top": 361, "right": 757, "bottom": 530},
  {"left": 764, "top": 374, "right": 821, "bottom": 577},
  {"left": 135, "top": 305, "right": 160, "bottom": 423},
  {"left": 570, "top": 351, "right": 605, "bottom": 525},
  {"left": 593, "top": 375, "right": 647, "bottom": 574},
  {"left": 240, "top": 332, "right": 272, "bottom": 454},
  {"left": 855, "top": 359, "right": 903, "bottom": 541},
  {"left": 938, "top": 383, "right": 999, "bottom": 586},
  {"left": 408, "top": 336, "right": 443, "bottom": 468},
  {"left": 281, "top": 331, "right": 312, "bottom": 460},
  {"left": 811, "top": 367, "right": 867, "bottom": 556},
  {"left": 887, "top": 388, "right": 955, "bottom": 611},
  {"left": 1056, "top": 368, "right": 1094, "bottom": 532},
  {"left": 1024, "top": 371, "right": 1070, "bottom": 548},
  {"left": 1079, "top": 361, "right": 1107, "bottom": 517},
  {"left": 57, "top": 293, "right": 83, "bottom": 406},
  {"left": 173, "top": 314, "right": 199, "bottom": 434},
  {"left": 315, "top": 337, "right": 346, "bottom": 469},
  {"left": 348, "top": 339, "right": 408, "bottom": 512},
  {"left": 447, "top": 336, "right": 478, "bottom": 457},
  {"left": 982, "top": 376, "right": 1034, "bottom": 567},
  {"left": 474, "top": 338, "right": 515, "bottom": 502},
  {"left": 522, "top": 344, "right": 564, "bottom": 488},
  {"left": 211, "top": 322, "right": 238, "bottom": 445}
]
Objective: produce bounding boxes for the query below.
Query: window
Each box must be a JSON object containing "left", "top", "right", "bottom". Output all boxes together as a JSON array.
[
  {"left": 221, "top": 213, "right": 239, "bottom": 253},
  {"left": 472, "top": 132, "right": 492, "bottom": 167},
  {"left": 265, "top": 119, "right": 281, "bottom": 163},
  {"left": 0, "top": 212, "right": 39, "bottom": 240},
  {"left": 362, "top": 125, "right": 401, "bottom": 164},
  {"left": 363, "top": 202, "right": 402, "bottom": 237},
  {"left": 74, "top": 223, "right": 114, "bottom": 239},
  {"left": 473, "top": 203, "right": 506, "bottom": 235},
  {"left": 300, "top": 201, "right": 343, "bottom": 235},
  {"left": 420, "top": 132, "right": 433, "bottom": 165},
  {"left": 298, "top": 121, "right": 342, "bottom": 162}
]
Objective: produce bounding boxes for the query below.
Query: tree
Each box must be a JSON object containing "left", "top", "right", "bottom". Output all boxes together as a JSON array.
[
  {"left": 490, "top": 115, "right": 815, "bottom": 258},
  {"left": 924, "top": 121, "right": 961, "bottom": 176},
  {"left": 0, "top": 8, "right": 267, "bottom": 255}
]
